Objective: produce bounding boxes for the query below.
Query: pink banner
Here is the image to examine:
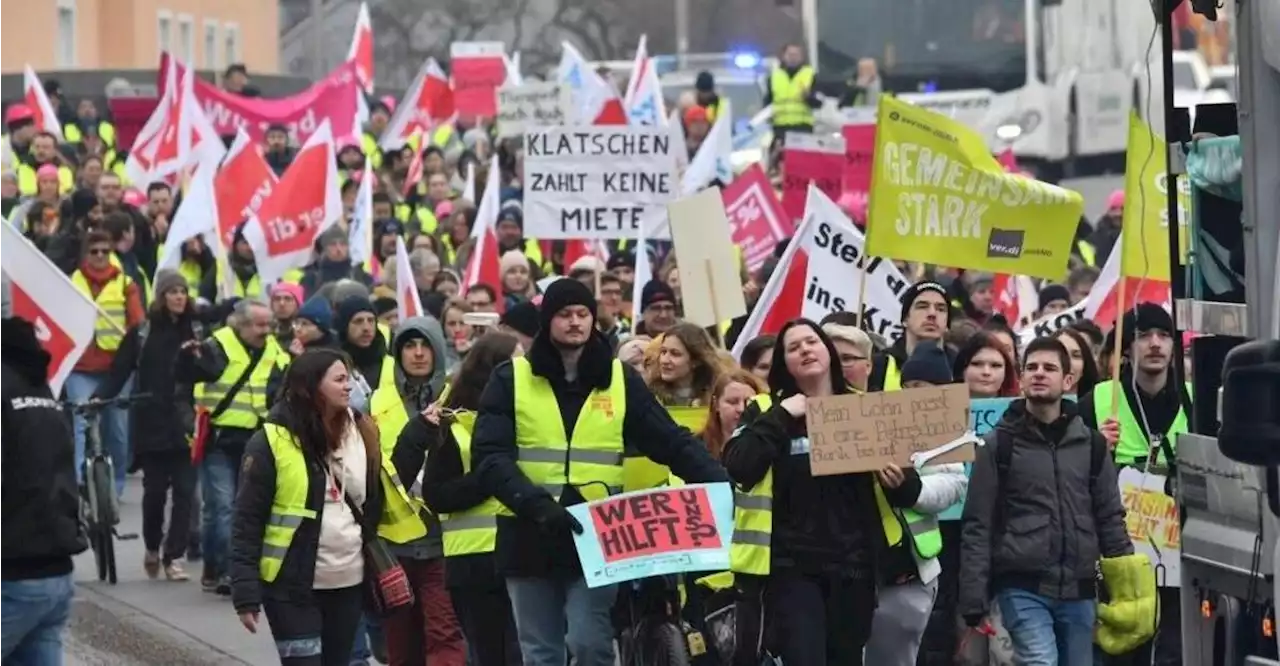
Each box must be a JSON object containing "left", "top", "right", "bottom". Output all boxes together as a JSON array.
[
  {"left": 841, "top": 122, "right": 876, "bottom": 195},
  {"left": 722, "top": 164, "right": 791, "bottom": 271},
  {"left": 159, "top": 54, "right": 362, "bottom": 145},
  {"left": 782, "top": 146, "right": 844, "bottom": 222},
  {"left": 451, "top": 56, "right": 506, "bottom": 118}
]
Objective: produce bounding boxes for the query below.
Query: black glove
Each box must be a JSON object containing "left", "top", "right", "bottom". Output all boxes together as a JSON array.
[
  {"left": 963, "top": 613, "right": 985, "bottom": 629},
  {"left": 529, "top": 498, "right": 584, "bottom": 536}
]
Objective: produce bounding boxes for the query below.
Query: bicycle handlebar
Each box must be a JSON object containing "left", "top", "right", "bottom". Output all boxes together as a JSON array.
[{"left": 64, "top": 393, "right": 154, "bottom": 414}]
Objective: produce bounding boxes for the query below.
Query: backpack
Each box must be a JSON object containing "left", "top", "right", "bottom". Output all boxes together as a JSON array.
[{"left": 991, "top": 428, "right": 1108, "bottom": 541}]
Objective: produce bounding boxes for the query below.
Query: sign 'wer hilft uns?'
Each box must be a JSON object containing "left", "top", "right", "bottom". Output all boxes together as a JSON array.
[{"left": 804, "top": 384, "right": 974, "bottom": 476}]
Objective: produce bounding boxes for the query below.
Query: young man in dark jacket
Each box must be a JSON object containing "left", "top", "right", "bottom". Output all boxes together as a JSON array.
[
  {"left": 2, "top": 276, "right": 88, "bottom": 662},
  {"left": 471, "top": 279, "right": 730, "bottom": 666},
  {"left": 959, "top": 336, "right": 1132, "bottom": 666}
]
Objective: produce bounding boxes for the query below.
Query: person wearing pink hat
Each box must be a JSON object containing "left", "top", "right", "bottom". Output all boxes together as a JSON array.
[
  {"left": 1083, "top": 188, "right": 1126, "bottom": 268},
  {"left": 269, "top": 282, "right": 304, "bottom": 346},
  {"left": 16, "top": 131, "right": 73, "bottom": 197},
  {"left": 33, "top": 164, "right": 62, "bottom": 206},
  {"left": 4, "top": 103, "right": 38, "bottom": 157}
]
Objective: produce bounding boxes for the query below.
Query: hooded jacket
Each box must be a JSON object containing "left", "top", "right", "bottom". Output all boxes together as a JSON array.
[
  {"left": 2, "top": 317, "right": 89, "bottom": 580},
  {"left": 958, "top": 399, "right": 1132, "bottom": 620},
  {"left": 382, "top": 316, "right": 449, "bottom": 561}
]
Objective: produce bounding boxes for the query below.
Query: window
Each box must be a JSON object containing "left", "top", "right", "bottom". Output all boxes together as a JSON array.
[
  {"left": 177, "top": 14, "right": 195, "bottom": 63},
  {"left": 224, "top": 23, "right": 241, "bottom": 66},
  {"left": 157, "top": 10, "right": 173, "bottom": 59},
  {"left": 55, "top": 0, "right": 77, "bottom": 67},
  {"left": 203, "top": 21, "right": 219, "bottom": 69}
]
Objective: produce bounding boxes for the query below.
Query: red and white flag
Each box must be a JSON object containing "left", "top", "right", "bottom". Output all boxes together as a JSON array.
[
  {"left": 462, "top": 154, "right": 504, "bottom": 312},
  {"left": 623, "top": 35, "right": 667, "bottom": 127},
  {"left": 991, "top": 273, "right": 1039, "bottom": 328},
  {"left": 562, "top": 239, "right": 609, "bottom": 273},
  {"left": 380, "top": 58, "right": 454, "bottom": 151},
  {"left": 214, "top": 128, "right": 278, "bottom": 249},
  {"left": 126, "top": 57, "right": 224, "bottom": 187},
  {"left": 402, "top": 128, "right": 426, "bottom": 197},
  {"left": 731, "top": 185, "right": 913, "bottom": 358},
  {"left": 347, "top": 1, "right": 375, "bottom": 93},
  {"left": 156, "top": 147, "right": 221, "bottom": 273},
  {"left": 1, "top": 223, "right": 97, "bottom": 393},
  {"left": 22, "top": 66, "right": 64, "bottom": 141},
  {"left": 243, "top": 120, "right": 342, "bottom": 287},
  {"left": 349, "top": 161, "right": 376, "bottom": 269},
  {"left": 394, "top": 236, "right": 423, "bottom": 321},
  {"left": 558, "top": 42, "right": 627, "bottom": 126}
]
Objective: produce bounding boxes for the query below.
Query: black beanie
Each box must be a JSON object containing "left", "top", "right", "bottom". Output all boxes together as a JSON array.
[
  {"left": 372, "top": 296, "right": 398, "bottom": 317},
  {"left": 1038, "top": 284, "right": 1072, "bottom": 311},
  {"left": 336, "top": 295, "right": 376, "bottom": 334},
  {"left": 640, "top": 279, "right": 677, "bottom": 312},
  {"left": 900, "top": 280, "right": 949, "bottom": 323},
  {"left": 500, "top": 300, "right": 540, "bottom": 339},
  {"left": 538, "top": 279, "right": 597, "bottom": 330},
  {"left": 1120, "top": 302, "right": 1174, "bottom": 350},
  {"left": 900, "top": 340, "right": 954, "bottom": 385}
]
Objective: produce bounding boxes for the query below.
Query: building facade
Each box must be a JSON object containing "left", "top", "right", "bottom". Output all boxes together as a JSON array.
[{"left": 3, "top": 0, "right": 280, "bottom": 74}]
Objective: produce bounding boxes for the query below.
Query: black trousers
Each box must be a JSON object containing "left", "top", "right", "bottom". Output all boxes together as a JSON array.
[
  {"left": 450, "top": 583, "right": 522, "bottom": 666},
  {"left": 764, "top": 569, "right": 876, "bottom": 666},
  {"left": 138, "top": 449, "right": 196, "bottom": 564},
  {"left": 263, "top": 585, "right": 365, "bottom": 666}
]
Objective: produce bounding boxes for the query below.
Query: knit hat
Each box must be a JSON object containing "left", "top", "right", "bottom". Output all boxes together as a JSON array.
[
  {"left": 900, "top": 341, "right": 954, "bottom": 385},
  {"left": 640, "top": 279, "right": 677, "bottom": 312},
  {"left": 1038, "top": 284, "right": 1071, "bottom": 311},
  {"left": 373, "top": 296, "right": 398, "bottom": 317},
  {"left": 330, "top": 279, "right": 372, "bottom": 305},
  {"left": 152, "top": 269, "right": 188, "bottom": 297},
  {"left": 1120, "top": 302, "right": 1174, "bottom": 350},
  {"left": 319, "top": 226, "right": 348, "bottom": 249},
  {"left": 336, "top": 295, "right": 376, "bottom": 333},
  {"left": 607, "top": 251, "right": 635, "bottom": 271},
  {"left": 683, "top": 105, "right": 709, "bottom": 125},
  {"left": 435, "top": 200, "right": 455, "bottom": 220},
  {"left": 271, "top": 282, "right": 304, "bottom": 306},
  {"left": 569, "top": 255, "right": 606, "bottom": 276},
  {"left": 36, "top": 164, "right": 59, "bottom": 180},
  {"left": 70, "top": 188, "right": 99, "bottom": 221},
  {"left": 500, "top": 300, "right": 540, "bottom": 339},
  {"left": 500, "top": 250, "right": 528, "bottom": 276},
  {"left": 899, "top": 280, "right": 949, "bottom": 322},
  {"left": 695, "top": 71, "right": 715, "bottom": 92},
  {"left": 376, "top": 218, "right": 403, "bottom": 238},
  {"left": 1107, "top": 189, "right": 1125, "bottom": 210},
  {"left": 538, "top": 278, "right": 596, "bottom": 331},
  {"left": 296, "top": 297, "right": 334, "bottom": 330},
  {"left": 498, "top": 203, "right": 523, "bottom": 228}
]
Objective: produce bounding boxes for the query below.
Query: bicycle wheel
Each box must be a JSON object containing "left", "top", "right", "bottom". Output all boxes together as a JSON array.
[
  {"left": 92, "top": 524, "right": 109, "bottom": 582},
  {"left": 104, "top": 528, "right": 118, "bottom": 584},
  {"left": 640, "top": 621, "right": 691, "bottom": 666}
]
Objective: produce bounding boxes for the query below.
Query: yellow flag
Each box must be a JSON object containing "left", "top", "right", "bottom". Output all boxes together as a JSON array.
[
  {"left": 1120, "top": 113, "right": 1190, "bottom": 281},
  {"left": 865, "top": 96, "right": 1084, "bottom": 279}
]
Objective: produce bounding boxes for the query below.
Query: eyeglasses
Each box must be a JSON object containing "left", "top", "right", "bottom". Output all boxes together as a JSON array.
[
  {"left": 88, "top": 248, "right": 111, "bottom": 257},
  {"left": 839, "top": 354, "right": 869, "bottom": 367}
]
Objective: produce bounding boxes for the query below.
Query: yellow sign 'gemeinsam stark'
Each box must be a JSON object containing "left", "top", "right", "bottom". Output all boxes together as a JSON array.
[
  {"left": 865, "top": 95, "right": 1085, "bottom": 279},
  {"left": 1120, "top": 112, "right": 1191, "bottom": 282}
]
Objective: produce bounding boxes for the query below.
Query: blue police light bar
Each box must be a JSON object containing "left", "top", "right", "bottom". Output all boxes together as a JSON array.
[{"left": 732, "top": 52, "right": 761, "bottom": 69}]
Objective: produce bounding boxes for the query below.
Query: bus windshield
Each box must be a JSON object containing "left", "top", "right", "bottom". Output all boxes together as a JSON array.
[{"left": 817, "top": 0, "right": 1029, "bottom": 93}]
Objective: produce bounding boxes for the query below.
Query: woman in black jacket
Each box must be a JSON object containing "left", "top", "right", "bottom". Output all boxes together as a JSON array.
[
  {"left": 91, "top": 270, "right": 204, "bottom": 581},
  {"left": 397, "top": 331, "right": 523, "bottom": 666},
  {"left": 229, "top": 349, "right": 385, "bottom": 666},
  {"left": 723, "top": 319, "right": 924, "bottom": 666}
]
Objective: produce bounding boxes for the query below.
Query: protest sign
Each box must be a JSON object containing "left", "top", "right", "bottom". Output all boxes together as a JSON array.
[
  {"left": 497, "top": 83, "right": 568, "bottom": 138},
  {"left": 730, "top": 186, "right": 911, "bottom": 360},
  {"left": 1121, "top": 113, "right": 1191, "bottom": 281},
  {"left": 668, "top": 188, "right": 748, "bottom": 329},
  {"left": 722, "top": 164, "right": 790, "bottom": 272},
  {"left": 842, "top": 116, "right": 877, "bottom": 195},
  {"left": 1118, "top": 468, "right": 1181, "bottom": 586},
  {"left": 865, "top": 96, "right": 1083, "bottom": 279},
  {"left": 160, "top": 55, "right": 362, "bottom": 145},
  {"left": 782, "top": 132, "right": 845, "bottom": 222},
  {"left": 567, "top": 483, "right": 735, "bottom": 588},
  {"left": 523, "top": 126, "right": 678, "bottom": 239},
  {"left": 451, "top": 42, "right": 507, "bottom": 117},
  {"left": 805, "top": 385, "right": 973, "bottom": 476}
]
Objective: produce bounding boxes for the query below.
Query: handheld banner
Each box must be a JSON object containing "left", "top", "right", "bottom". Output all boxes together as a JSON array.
[
  {"left": 781, "top": 132, "right": 845, "bottom": 222},
  {"left": 721, "top": 164, "right": 790, "bottom": 272},
  {"left": 1120, "top": 113, "right": 1190, "bottom": 281},
  {"left": 567, "top": 483, "right": 735, "bottom": 588},
  {"left": 865, "top": 96, "right": 1083, "bottom": 279}
]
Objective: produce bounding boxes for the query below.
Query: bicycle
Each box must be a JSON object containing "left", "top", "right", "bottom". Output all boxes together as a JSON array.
[
  {"left": 615, "top": 575, "right": 695, "bottom": 666},
  {"left": 65, "top": 393, "right": 150, "bottom": 584}
]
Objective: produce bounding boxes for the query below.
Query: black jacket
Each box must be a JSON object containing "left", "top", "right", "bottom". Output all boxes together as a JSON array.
[
  {"left": 92, "top": 310, "right": 205, "bottom": 455},
  {"left": 723, "top": 399, "right": 921, "bottom": 577},
  {"left": 958, "top": 400, "right": 1132, "bottom": 619},
  {"left": 229, "top": 408, "right": 385, "bottom": 612},
  {"left": 1, "top": 317, "right": 88, "bottom": 580},
  {"left": 471, "top": 331, "right": 730, "bottom": 578}
]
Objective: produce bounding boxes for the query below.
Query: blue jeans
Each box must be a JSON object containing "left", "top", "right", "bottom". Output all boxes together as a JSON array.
[
  {"left": 349, "top": 614, "right": 384, "bottom": 664},
  {"left": 996, "top": 588, "right": 1096, "bottom": 666},
  {"left": 506, "top": 576, "right": 617, "bottom": 666},
  {"left": 2, "top": 573, "right": 75, "bottom": 665},
  {"left": 200, "top": 447, "right": 240, "bottom": 579},
  {"left": 64, "top": 372, "right": 131, "bottom": 496}
]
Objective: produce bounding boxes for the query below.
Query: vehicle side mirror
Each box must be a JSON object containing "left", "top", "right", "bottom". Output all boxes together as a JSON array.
[{"left": 1218, "top": 339, "right": 1280, "bottom": 465}]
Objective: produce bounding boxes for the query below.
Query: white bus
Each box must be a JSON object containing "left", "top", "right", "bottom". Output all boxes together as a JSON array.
[{"left": 812, "top": 0, "right": 1164, "bottom": 178}]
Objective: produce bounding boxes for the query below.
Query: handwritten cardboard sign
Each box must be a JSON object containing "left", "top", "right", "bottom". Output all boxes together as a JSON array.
[
  {"left": 567, "top": 483, "right": 734, "bottom": 588},
  {"left": 805, "top": 384, "right": 973, "bottom": 475},
  {"left": 1118, "top": 468, "right": 1180, "bottom": 587}
]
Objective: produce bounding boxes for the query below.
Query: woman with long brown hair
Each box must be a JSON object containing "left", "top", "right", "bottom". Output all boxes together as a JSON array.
[
  {"left": 230, "top": 349, "right": 404, "bottom": 665},
  {"left": 700, "top": 369, "right": 765, "bottom": 460}
]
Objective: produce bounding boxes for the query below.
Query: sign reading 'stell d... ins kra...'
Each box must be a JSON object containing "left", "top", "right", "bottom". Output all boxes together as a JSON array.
[
  {"left": 523, "top": 126, "right": 678, "bottom": 240},
  {"left": 805, "top": 384, "right": 973, "bottom": 475}
]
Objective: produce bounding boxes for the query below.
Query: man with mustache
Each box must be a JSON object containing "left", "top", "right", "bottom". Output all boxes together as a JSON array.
[
  {"left": 1079, "top": 302, "right": 1190, "bottom": 666},
  {"left": 869, "top": 280, "right": 954, "bottom": 392}
]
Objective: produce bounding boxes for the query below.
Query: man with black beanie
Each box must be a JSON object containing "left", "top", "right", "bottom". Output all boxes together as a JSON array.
[
  {"left": 335, "top": 296, "right": 393, "bottom": 411},
  {"left": 635, "top": 279, "right": 678, "bottom": 336},
  {"left": 869, "top": 280, "right": 953, "bottom": 391},
  {"left": 471, "top": 279, "right": 729, "bottom": 666}
]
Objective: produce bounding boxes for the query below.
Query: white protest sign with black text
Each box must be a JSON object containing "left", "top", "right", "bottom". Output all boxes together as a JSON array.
[
  {"left": 524, "top": 126, "right": 678, "bottom": 239},
  {"left": 732, "top": 186, "right": 911, "bottom": 359},
  {"left": 497, "top": 83, "right": 568, "bottom": 138}
]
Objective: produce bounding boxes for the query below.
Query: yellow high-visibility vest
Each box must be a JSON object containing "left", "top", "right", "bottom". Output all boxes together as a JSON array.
[
  {"left": 16, "top": 162, "right": 74, "bottom": 196},
  {"left": 365, "top": 379, "right": 433, "bottom": 545},
  {"left": 729, "top": 394, "right": 776, "bottom": 576},
  {"left": 62, "top": 120, "right": 117, "bottom": 148},
  {"left": 769, "top": 66, "right": 816, "bottom": 127},
  {"left": 1092, "top": 380, "right": 1191, "bottom": 466},
  {"left": 623, "top": 404, "right": 708, "bottom": 492},
  {"left": 259, "top": 423, "right": 318, "bottom": 582},
  {"left": 500, "top": 357, "right": 627, "bottom": 514},
  {"left": 193, "top": 328, "right": 289, "bottom": 429},
  {"left": 441, "top": 413, "right": 506, "bottom": 557},
  {"left": 70, "top": 270, "right": 131, "bottom": 351}
]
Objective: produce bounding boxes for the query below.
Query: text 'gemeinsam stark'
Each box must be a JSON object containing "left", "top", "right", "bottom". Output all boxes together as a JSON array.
[
  {"left": 879, "top": 141, "right": 1075, "bottom": 239},
  {"left": 526, "top": 132, "right": 671, "bottom": 157}
]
